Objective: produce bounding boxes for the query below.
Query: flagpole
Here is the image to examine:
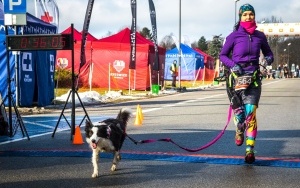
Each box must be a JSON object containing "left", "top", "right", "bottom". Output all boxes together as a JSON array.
[{"left": 34, "top": 0, "right": 38, "bottom": 17}]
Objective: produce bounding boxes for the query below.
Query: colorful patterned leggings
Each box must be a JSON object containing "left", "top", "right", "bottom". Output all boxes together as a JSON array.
[{"left": 233, "top": 104, "right": 257, "bottom": 151}]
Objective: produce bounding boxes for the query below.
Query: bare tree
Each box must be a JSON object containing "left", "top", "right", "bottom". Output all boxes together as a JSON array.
[{"left": 159, "top": 34, "right": 176, "bottom": 50}]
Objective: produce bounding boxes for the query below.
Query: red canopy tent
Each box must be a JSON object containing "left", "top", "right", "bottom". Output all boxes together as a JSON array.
[
  {"left": 193, "top": 48, "right": 216, "bottom": 81},
  {"left": 61, "top": 26, "right": 98, "bottom": 41},
  {"left": 56, "top": 27, "right": 98, "bottom": 73},
  {"left": 193, "top": 48, "right": 215, "bottom": 69},
  {"left": 78, "top": 28, "right": 166, "bottom": 90},
  {"left": 56, "top": 27, "right": 165, "bottom": 90}
]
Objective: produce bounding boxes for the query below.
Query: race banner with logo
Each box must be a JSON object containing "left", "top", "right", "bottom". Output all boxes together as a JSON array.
[
  {"left": 148, "top": 0, "right": 159, "bottom": 71},
  {"left": 80, "top": 0, "right": 95, "bottom": 68},
  {"left": 35, "top": 0, "right": 59, "bottom": 29},
  {"left": 19, "top": 51, "right": 55, "bottom": 107},
  {"left": 19, "top": 52, "right": 35, "bottom": 107},
  {"left": 129, "top": 0, "right": 137, "bottom": 69}
]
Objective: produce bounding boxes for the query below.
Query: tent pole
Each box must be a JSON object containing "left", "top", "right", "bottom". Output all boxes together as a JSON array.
[
  {"left": 193, "top": 68, "right": 201, "bottom": 86},
  {"left": 128, "top": 69, "right": 131, "bottom": 95},
  {"left": 149, "top": 64, "right": 152, "bottom": 91},
  {"left": 108, "top": 63, "right": 111, "bottom": 92},
  {"left": 157, "top": 61, "right": 160, "bottom": 89},
  {"left": 134, "top": 70, "right": 136, "bottom": 90},
  {"left": 202, "top": 65, "right": 205, "bottom": 85},
  {"left": 89, "top": 63, "right": 93, "bottom": 91}
]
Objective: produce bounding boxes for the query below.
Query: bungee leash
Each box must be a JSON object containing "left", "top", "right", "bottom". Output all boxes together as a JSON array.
[{"left": 125, "top": 105, "right": 233, "bottom": 152}]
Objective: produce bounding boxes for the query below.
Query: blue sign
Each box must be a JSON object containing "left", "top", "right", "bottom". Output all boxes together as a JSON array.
[{"left": 3, "top": 0, "right": 27, "bottom": 14}]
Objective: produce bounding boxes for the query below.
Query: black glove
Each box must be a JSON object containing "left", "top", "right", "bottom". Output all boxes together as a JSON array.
[
  {"left": 265, "top": 56, "right": 273, "bottom": 66},
  {"left": 231, "top": 64, "right": 243, "bottom": 75}
]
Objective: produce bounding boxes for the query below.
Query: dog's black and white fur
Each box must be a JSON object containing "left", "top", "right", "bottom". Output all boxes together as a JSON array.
[{"left": 85, "top": 108, "right": 131, "bottom": 178}]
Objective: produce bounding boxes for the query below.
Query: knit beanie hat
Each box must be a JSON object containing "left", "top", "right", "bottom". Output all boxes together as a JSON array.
[{"left": 239, "top": 4, "right": 255, "bottom": 20}]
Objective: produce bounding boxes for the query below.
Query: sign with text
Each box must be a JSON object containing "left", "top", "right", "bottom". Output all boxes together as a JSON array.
[
  {"left": 4, "top": 0, "right": 27, "bottom": 13},
  {"left": 4, "top": 0, "right": 27, "bottom": 25}
]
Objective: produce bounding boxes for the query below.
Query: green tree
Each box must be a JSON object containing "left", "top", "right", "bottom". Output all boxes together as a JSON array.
[
  {"left": 197, "top": 36, "right": 208, "bottom": 52},
  {"left": 139, "top": 27, "right": 152, "bottom": 39},
  {"left": 207, "top": 34, "right": 223, "bottom": 60}
]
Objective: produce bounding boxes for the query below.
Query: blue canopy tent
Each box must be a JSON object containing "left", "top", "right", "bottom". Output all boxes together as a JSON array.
[
  {"left": 0, "top": 25, "right": 15, "bottom": 103},
  {"left": 165, "top": 43, "right": 204, "bottom": 81},
  {"left": 0, "top": 4, "right": 57, "bottom": 107}
]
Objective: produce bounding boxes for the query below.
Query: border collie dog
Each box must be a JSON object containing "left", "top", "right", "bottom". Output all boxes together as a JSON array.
[{"left": 85, "top": 108, "right": 131, "bottom": 178}]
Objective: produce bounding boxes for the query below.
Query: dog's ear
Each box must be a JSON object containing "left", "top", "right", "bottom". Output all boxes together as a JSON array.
[{"left": 85, "top": 119, "right": 92, "bottom": 128}]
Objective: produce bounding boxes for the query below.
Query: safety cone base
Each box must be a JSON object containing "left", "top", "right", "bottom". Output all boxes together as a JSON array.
[{"left": 73, "top": 126, "right": 84, "bottom": 145}]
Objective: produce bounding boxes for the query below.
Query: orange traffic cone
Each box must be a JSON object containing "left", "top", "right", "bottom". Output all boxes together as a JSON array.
[
  {"left": 134, "top": 105, "right": 142, "bottom": 126},
  {"left": 73, "top": 126, "right": 84, "bottom": 145}
]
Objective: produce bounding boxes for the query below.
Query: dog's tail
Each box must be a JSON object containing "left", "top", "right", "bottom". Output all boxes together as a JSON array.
[{"left": 116, "top": 108, "right": 132, "bottom": 125}]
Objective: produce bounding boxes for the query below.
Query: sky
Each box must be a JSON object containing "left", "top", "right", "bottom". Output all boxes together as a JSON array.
[{"left": 26, "top": 0, "right": 300, "bottom": 43}]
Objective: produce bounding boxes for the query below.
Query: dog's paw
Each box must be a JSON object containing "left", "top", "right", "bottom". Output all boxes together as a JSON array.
[
  {"left": 117, "top": 154, "right": 121, "bottom": 161},
  {"left": 92, "top": 172, "right": 99, "bottom": 178},
  {"left": 111, "top": 164, "right": 117, "bottom": 171}
]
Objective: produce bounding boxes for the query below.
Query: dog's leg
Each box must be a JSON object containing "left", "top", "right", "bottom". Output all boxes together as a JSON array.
[
  {"left": 92, "top": 150, "right": 99, "bottom": 178},
  {"left": 111, "top": 151, "right": 120, "bottom": 171}
]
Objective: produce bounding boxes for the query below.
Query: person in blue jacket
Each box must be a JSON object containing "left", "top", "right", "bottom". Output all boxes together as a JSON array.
[{"left": 219, "top": 3, "right": 274, "bottom": 164}]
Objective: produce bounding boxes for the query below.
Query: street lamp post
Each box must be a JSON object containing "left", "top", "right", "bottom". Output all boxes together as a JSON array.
[
  {"left": 235, "top": 0, "right": 240, "bottom": 24},
  {"left": 283, "top": 49, "right": 286, "bottom": 64},
  {"left": 287, "top": 43, "right": 291, "bottom": 69},
  {"left": 178, "top": 0, "right": 182, "bottom": 91}
]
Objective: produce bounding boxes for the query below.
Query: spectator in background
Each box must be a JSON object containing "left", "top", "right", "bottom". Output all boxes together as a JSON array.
[
  {"left": 170, "top": 60, "right": 178, "bottom": 88},
  {"left": 291, "top": 64, "right": 295, "bottom": 78},
  {"left": 277, "top": 64, "right": 282, "bottom": 79},
  {"left": 266, "top": 65, "right": 272, "bottom": 79},
  {"left": 283, "top": 64, "right": 289, "bottom": 78}
]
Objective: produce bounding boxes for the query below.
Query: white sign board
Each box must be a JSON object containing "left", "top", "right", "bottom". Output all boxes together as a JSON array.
[{"left": 3, "top": 0, "right": 27, "bottom": 25}]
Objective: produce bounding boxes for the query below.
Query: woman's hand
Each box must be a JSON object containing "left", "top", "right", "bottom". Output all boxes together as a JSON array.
[{"left": 231, "top": 64, "right": 244, "bottom": 75}]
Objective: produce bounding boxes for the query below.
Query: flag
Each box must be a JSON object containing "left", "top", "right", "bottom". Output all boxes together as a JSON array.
[
  {"left": 35, "top": 0, "right": 59, "bottom": 29},
  {"left": 129, "top": 0, "right": 137, "bottom": 69},
  {"left": 80, "top": 0, "right": 95, "bottom": 68},
  {"left": 148, "top": 0, "right": 159, "bottom": 71}
]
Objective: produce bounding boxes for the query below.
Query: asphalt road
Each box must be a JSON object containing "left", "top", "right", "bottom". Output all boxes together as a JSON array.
[{"left": 0, "top": 78, "right": 300, "bottom": 188}]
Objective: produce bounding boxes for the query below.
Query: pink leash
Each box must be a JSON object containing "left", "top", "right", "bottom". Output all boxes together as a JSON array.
[{"left": 128, "top": 105, "right": 233, "bottom": 152}]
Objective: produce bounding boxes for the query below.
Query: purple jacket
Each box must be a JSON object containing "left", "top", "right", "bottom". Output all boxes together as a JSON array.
[{"left": 219, "top": 25, "right": 274, "bottom": 72}]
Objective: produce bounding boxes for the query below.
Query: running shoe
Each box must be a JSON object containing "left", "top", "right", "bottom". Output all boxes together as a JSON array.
[
  {"left": 245, "top": 150, "right": 255, "bottom": 164},
  {"left": 235, "top": 130, "right": 244, "bottom": 146}
]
